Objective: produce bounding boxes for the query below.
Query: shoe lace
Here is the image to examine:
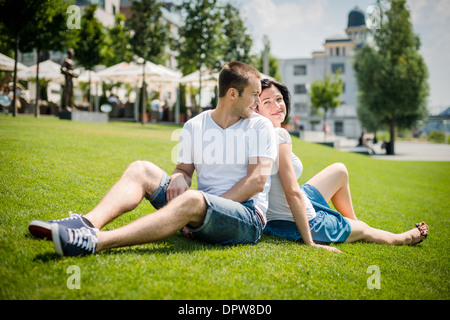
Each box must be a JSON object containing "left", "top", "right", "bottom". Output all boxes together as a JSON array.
[
  {"left": 68, "top": 227, "right": 97, "bottom": 253},
  {"left": 57, "top": 211, "right": 81, "bottom": 222}
]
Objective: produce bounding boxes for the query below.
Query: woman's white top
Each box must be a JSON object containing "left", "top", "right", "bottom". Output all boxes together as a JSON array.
[{"left": 267, "top": 127, "right": 317, "bottom": 222}]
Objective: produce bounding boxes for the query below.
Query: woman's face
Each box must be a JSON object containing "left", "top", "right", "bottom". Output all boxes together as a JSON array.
[{"left": 258, "top": 85, "right": 286, "bottom": 127}]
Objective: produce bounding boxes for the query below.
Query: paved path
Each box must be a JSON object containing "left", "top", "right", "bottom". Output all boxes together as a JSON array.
[
  {"left": 300, "top": 131, "right": 450, "bottom": 162},
  {"left": 369, "top": 141, "right": 450, "bottom": 162}
]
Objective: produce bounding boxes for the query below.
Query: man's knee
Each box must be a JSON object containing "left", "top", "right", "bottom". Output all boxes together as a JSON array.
[
  {"left": 180, "top": 190, "right": 206, "bottom": 208},
  {"left": 178, "top": 190, "right": 207, "bottom": 221},
  {"left": 126, "top": 161, "right": 162, "bottom": 179}
]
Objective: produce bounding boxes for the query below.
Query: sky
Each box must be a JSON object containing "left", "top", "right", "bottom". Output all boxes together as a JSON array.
[{"left": 228, "top": 0, "right": 450, "bottom": 114}]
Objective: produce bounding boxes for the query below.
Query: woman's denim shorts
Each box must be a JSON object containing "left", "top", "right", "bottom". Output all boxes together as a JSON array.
[
  {"left": 146, "top": 171, "right": 265, "bottom": 246},
  {"left": 264, "top": 184, "right": 351, "bottom": 243}
]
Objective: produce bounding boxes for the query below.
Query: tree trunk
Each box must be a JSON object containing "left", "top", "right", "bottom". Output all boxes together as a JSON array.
[
  {"left": 35, "top": 48, "right": 40, "bottom": 118},
  {"left": 12, "top": 34, "right": 19, "bottom": 117},
  {"left": 388, "top": 113, "right": 396, "bottom": 155}
]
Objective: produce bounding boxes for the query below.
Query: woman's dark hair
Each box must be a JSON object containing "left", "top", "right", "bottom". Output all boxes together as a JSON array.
[{"left": 260, "top": 78, "right": 291, "bottom": 119}]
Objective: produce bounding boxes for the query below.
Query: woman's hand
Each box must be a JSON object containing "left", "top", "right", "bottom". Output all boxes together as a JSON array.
[
  {"left": 180, "top": 226, "right": 195, "bottom": 239},
  {"left": 309, "top": 243, "right": 342, "bottom": 253}
]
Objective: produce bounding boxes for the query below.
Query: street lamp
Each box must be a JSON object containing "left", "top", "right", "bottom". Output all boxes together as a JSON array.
[
  {"left": 136, "top": 57, "right": 146, "bottom": 124},
  {"left": 263, "top": 35, "right": 269, "bottom": 76}
]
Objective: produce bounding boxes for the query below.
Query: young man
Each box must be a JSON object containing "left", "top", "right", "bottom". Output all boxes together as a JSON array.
[{"left": 28, "top": 62, "right": 277, "bottom": 256}]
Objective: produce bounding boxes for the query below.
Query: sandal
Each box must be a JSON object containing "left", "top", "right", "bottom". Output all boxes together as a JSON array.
[{"left": 414, "top": 222, "right": 428, "bottom": 243}]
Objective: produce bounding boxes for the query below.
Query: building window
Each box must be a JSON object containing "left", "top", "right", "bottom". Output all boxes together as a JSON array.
[
  {"left": 294, "top": 103, "right": 307, "bottom": 113},
  {"left": 329, "top": 48, "right": 333, "bottom": 56},
  {"left": 336, "top": 47, "right": 340, "bottom": 56},
  {"left": 90, "top": 0, "right": 105, "bottom": 9},
  {"left": 294, "top": 84, "right": 307, "bottom": 94},
  {"left": 342, "top": 47, "right": 346, "bottom": 56},
  {"left": 331, "top": 63, "right": 345, "bottom": 74},
  {"left": 335, "top": 121, "right": 344, "bottom": 134},
  {"left": 294, "top": 65, "right": 307, "bottom": 75}
]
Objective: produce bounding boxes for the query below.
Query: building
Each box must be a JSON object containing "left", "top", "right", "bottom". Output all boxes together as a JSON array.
[{"left": 279, "top": 7, "right": 369, "bottom": 139}]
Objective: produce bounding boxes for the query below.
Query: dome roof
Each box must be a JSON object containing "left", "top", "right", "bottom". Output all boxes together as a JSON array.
[{"left": 347, "top": 7, "right": 366, "bottom": 28}]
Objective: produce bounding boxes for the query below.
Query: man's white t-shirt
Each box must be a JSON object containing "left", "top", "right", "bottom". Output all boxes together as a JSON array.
[
  {"left": 267, "top": 127, "right": 316, "bottom": 222},
  {"left": 177, "top": 111, "right": 277, "bottom": 223}
]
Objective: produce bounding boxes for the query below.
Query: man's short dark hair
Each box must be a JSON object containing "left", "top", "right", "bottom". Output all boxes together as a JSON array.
[{"left": 218, "top": 62, "right": 261, "bottom": 98}]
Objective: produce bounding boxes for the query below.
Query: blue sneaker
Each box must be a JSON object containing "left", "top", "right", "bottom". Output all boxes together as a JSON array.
[
  {"left": 28, "top": 212, "right": 97, "bottom": 240},
  {"left": 52, "top": 224, "right": 98, "bottom": 256}
]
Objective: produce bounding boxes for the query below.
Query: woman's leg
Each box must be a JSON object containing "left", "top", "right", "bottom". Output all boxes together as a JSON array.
[
  {"left": 345, "top": 219, "right": 427, "bottom": 245},
  {"left": 306, "top": 163, "right": 358, "bottom": 220}
]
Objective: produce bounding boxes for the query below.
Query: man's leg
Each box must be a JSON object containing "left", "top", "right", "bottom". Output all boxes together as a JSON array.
[
  {"left": 84, "top": 161, "right": 165, "bottom": 229},
  {"left": 94, "top": 190, "right": 207, "bottom": 252}
]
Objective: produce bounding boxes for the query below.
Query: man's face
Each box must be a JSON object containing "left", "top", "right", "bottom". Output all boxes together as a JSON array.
[{"left": 233, "top": 77, "right": 261, "bottom": 119}]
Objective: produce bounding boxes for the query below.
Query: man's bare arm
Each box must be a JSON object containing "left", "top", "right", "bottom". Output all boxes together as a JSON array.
[{"left": 220, "top": 157, "right": 273, "bottom": 203}]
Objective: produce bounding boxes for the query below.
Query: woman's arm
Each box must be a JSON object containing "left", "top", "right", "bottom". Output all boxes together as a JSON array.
[{"left": 277, "top": 143, "right": 342, "bottom": 253}]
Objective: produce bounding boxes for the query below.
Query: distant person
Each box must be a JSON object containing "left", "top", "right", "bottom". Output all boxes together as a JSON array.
[
  {"left": 357, "top": 132, "right": 376, "bottom": 154},
  {"left": 28, "top": 62, "right": 277, "bottom": 256},
  {"left": 256, "top": 79, "right": 428, "bottom": 252}
]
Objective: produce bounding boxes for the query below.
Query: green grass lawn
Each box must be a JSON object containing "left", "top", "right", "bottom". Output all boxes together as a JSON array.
[{"left": 0, "top": 115, "right": 448, "bottom": 300}]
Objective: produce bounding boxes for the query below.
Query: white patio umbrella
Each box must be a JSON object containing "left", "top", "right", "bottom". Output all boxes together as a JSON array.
[
  {"left": 17, "top": 59, "right": 64, "bottom": 83},
  {"left": 97, "top": 60, "right": 181, "bottom": 123},
  {"left": 180, "top": 69, "right": 219, "bottom": 86},
  {"left": 75, "top": 68, "right": 100, "bottom": 83},
  {"left": 0, "top": 53, "right": 30, "bottom": 71},
  {"left": 97, "top": 60, "right": 181, "bottom": 84}
]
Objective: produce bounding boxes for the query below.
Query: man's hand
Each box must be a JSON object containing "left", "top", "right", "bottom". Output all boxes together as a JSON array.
[{"left": 166, "top": 172, "right": 190, "bottom": 202}]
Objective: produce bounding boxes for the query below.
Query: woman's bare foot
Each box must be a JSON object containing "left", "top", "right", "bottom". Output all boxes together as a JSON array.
[{"left": 408, "top": 222, "right": 428, "bottom": 245}]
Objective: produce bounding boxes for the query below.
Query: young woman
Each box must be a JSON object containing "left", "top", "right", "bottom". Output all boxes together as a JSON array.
[{"left": 257, "top": 79, "right": 428, "bottom": 252}]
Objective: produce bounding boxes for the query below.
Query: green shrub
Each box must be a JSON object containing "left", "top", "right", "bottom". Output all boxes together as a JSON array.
[{"left": 427, "top": 130, "right": 445, "bottom": 143}]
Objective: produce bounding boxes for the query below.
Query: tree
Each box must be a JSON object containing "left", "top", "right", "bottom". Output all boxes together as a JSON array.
[
  {"left": 353, "top": 0, "right": 428, "bottom": 154},
  {"left": 176, "top": 0, "right": 223, "bottom": 112},
  {"left": 103, "top": 13, "right": 133, "bottom": 67},
  {"left": 309, "top": 70, "right": 344, "bottom": 141},
  {"left": 251, "top": 40, "right": 282, "bottom": 81},
  {"left": 177, "top": 1, "right": 256, "bottom": 110},
  {"left": 19, "top": 0, "right": 68, "bottom": 117},
  {"left": 72, "top": 4, "right": 108, "bottom": 109},
  {"left": 216, "top": 3, "right": 253, "bottom": 68},
  {"left": 127, "top": 0, "right": 169, "bottom": 123},
  {"left": 0, "top": 0, "right": 47, "bottom": 116}
]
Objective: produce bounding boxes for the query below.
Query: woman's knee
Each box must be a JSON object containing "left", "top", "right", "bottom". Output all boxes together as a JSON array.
[
  {"left": 348, "top": 220, "right": 370, "bottom": 242},
  {"left": 332, "top": 163, "right": 349, "bottom": 179}
]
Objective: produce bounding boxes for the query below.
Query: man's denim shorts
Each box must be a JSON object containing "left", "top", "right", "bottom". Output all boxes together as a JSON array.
[{"left": 145, "top": 171, "right": 265, "bottom": 246}]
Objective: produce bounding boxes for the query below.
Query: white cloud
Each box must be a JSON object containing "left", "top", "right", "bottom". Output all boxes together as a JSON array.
[{"left": 243, "top": 0, "right": 328, "bottom": 30}]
